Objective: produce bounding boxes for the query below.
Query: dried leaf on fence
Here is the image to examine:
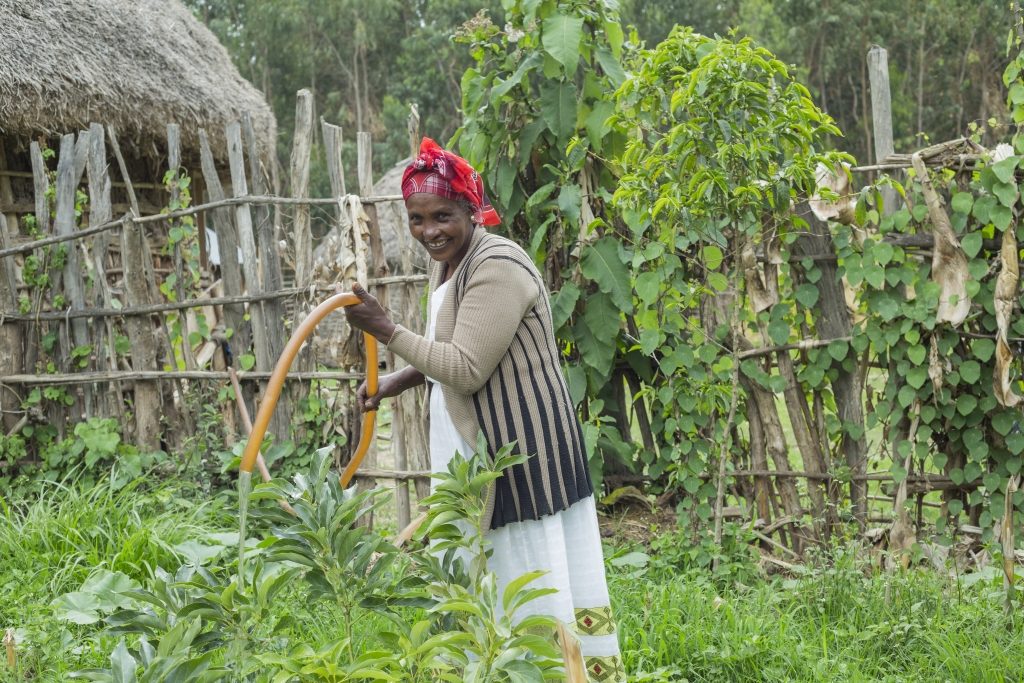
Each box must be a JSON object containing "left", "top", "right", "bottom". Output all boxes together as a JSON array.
[
  {"left": 810, "top": 162, "right": 856, "bottom": 225},
  {"left": 740, "top": 236, "right": 776, "bottom": 314},
  {"left": 347, "top": 194, "right": 370, "bottom": 286},
  {"left": 993, "top": 227, "right": 1020, "bottom": 407},
  {"left": 928, "top": 334, "right": 944, "bottom": 395},
  {"left": 911, "top": 152, "right": 971, "bottom": 326},
  {"left": 888, "top": 404, "right": 919, "bottom": 571},
  {"left": 312, "top": 205, "right": 358, "bottom": 285},
  {"left": 1002, "top": 475, "right": 1020, "bottom": 600}
]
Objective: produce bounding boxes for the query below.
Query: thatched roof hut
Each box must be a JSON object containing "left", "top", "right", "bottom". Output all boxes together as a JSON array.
[{"left": 0, "top": 0, "right": 275, "bottom": 161}]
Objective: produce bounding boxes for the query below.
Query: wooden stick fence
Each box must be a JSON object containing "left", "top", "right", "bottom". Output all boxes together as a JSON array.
[
  {"left": 0, "top": 94, "right": 431, "bottom": 527},
  {"left": 0, "top": 77, "right": 1005, "bottom": 550}
]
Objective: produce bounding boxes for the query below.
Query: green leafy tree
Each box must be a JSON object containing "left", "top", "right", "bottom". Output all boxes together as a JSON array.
[{"left": 611, "top": 27, "right": 850, "bottom": 526}]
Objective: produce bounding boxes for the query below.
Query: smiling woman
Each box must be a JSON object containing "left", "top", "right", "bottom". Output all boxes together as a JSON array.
[
  {"left": 405, "top": 193, "right": 475, "bottom": 275},
  {"left": 343, "top": 137, "right": 625, "bottom": 680}
]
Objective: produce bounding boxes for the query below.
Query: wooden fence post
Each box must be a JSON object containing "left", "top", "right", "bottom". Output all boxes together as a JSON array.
[
  {"left": 198, "top": 130, "right": 250, "bottom": 364},
  {"left": 357, "top": 131, "right": 407, "bottom": 526},
  {"left": 86, "top": 122, "right": 125, "bottom": 417},
  {"left": 868, "top": 45, "right": 899, "bottom": 215},
  {"left": 227, "top": 122, "right": 291, "bottom": 441},
  {"left": 245, "top": 113, "right": 291, "bottom": 438},
  {"left": 167, "top": 124, "right": 197, "bottom": 371},
  {"left": 121, "top": 215, "right": 161, "bottom": 452},
  {"left": 0, "top": 139, "right": 25, "bottom": 432},
  {"left": 109, "top": 125, "right": 189, "bottom": 443},
  {"left": 793, "top": 203, "right": 867, "bottom": 531},
  {"left": 54, "top": 133, "right": 91, "bottom": 415},
  {"left": 291, "top": 90, "right": 314, "bottom": 287}
]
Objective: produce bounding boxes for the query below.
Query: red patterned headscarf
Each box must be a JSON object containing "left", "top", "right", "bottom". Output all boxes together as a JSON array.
[{"left": 401, "top": 137, "right": 501, "bottom": 226}]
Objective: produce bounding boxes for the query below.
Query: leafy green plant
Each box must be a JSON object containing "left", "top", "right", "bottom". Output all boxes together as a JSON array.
[
  {"left": 648, "top": 522, "right": 760, "bottom": 586},
  {"left": 63, "top": 443, "right": 568, "bottom": 681},
  {"left": 412, "top": 438, "right": 564, "bottom": 681},
  {"left": 250, "top": 447, "right": 403, "bottom": 656},
  {"left": 610, "top": 26, "right": 851, "bottom": 528}
]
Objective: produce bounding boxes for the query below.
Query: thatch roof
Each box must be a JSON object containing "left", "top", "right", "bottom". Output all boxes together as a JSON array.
[{"left": 0, "top": 0, "right": 276, "bottom": 161}]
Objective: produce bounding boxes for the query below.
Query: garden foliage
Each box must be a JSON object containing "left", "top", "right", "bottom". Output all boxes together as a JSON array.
[
  {"left": 456, "top": 1, "right": 1024, "bottom": 550},
  {"left": 65, "top": 446, "right": 565, "bottom": 682}
]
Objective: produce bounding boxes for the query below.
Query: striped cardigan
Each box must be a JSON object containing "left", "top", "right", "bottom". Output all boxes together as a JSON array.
[{"left": 387, "top": 227, "right": 593, "bottom": 529}]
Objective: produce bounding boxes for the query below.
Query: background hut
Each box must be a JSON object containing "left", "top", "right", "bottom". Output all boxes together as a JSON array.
[{"left": 0, "top": 0, "right": 277, "bottom": 445}]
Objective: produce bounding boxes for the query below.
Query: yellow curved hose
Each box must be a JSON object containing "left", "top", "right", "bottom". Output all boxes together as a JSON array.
[{"left": 238, "top": 292, "right": 378, "bottom": 487}]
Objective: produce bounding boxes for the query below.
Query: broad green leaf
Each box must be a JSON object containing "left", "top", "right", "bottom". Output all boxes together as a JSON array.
[
  {"left": 951, "top": 192, "right": 974, "bottom": 214},
  {"left": 580, "top": 237, "right": 633, "bottom": 313},
  {"left": 550, "top": 282, "right": 580, "bottom": 330},
  {"left": 992, "top": 181, "right": 1018, "bottom": 208},
  {"left": 959, "top": 360, "right": 981, "bottom": 384},
  {"left": 566, "top": 364, "right": 587, "bottom": 406},
  {"left": 767, "top": 319, "right": 789, "bottom": 345},
  {"left": 583, "top": 291, "right": 621, "bottom": 336},
  {"left": 827, "top": 340, "right": 849, "bottom": 362},
  {"left": 496, "top": 158, "right": 517, "bottom": 209},
  {"left": 604, "top": 18, "right": 624, "bottom": 57},
  {"left": 906, "top": 367, "right": 928, "bottom": 390},
  {"left": 703, "top": 245, "right": 724, "bottom": 270},
  {"left": 558, "top": 183, "right": 582, "bottom": 227},
  {"left": 634, "top": 272, "right": 661, "bottom": 304},
  {"left": 993, "top": 204, "right": 1014, "bottom": 232},
  {"left": 991, "top": 156, "right": 1019, "bottom": 184},
  {"left": 110, "top": 640, "right": 138, "bottom": 683},
  {"left": 973, "top": 337, "right": 996, "bottom": 362},
  {"left": 539, "top": 80, "right": 577, "bottom": 143},
  {"left": 542, "top": 13, "right": 584, "bottom": 73},
  {"left": 595, "top": 45, "right": 627, "bottom": 86},
  {"left": 993, "top": 411, "right": 1016, "bottom": 436},
  {"left": 517, "top": 118, "right": 547, "bottom": 170},
  {"left": 574, "top": 317, "right": 616, "bottom": 374},
  {"left": 906, "top": 344, "right": 926, "bottom": 365},
  {"left": 872, "top": 242, "right": 894, "bottom": 266},
  {"left": 961, "top": 232, "right": 982, "bottom": 258},
  {"left": 898, "top": 384, "right": 917, "bottom": 407},
  {"left": 639, "top": 328, "right": 661, "bottom": 355},
  {"left": 956, "top": 393, "right": 978, "bottom": 416},
  {"left": 492, "top": 53, "right": 542, "bottom": 98},
  {"left": 707, "top": 272, "right": 729, "bottom": 292},
  {"left": 794, "top": 284, "right": 819, "bottom": 308},
  {"left": 526, "top": 181, "right": 557, "bottom": 211},
  {"left": 52, "top": 591, "right": 101, "bottom": 624},
  {"left": 585, "top": 101, "right": 615, "bottom": 152}
]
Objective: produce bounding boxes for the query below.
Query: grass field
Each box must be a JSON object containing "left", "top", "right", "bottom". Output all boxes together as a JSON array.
[{"left": 2, "top": 476, "right": 1022, "bottom": 682}]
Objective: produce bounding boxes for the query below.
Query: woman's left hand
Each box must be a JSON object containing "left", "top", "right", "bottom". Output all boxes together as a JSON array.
[{"left": 342, "top": 282, "right": 397, "bottom": 343}]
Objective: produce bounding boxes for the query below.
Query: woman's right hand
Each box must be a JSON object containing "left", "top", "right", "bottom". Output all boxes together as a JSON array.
[{"left": 356, "top": 372, "right": 404, "bottom": 412}]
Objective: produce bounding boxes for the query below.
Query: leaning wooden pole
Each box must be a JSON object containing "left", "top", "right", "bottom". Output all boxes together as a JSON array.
[{"left": 120, "top": 215, "right": 162, "bottom": 452}]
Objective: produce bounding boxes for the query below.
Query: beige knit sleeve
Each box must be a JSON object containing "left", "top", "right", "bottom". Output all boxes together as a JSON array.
[{"left": 387, "top": 255, "right": 540, "bottom": 395}]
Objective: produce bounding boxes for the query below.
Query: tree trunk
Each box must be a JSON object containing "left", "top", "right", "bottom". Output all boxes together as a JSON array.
[{"left": 792, "top": 203, "right": 868, "bottom": 527}]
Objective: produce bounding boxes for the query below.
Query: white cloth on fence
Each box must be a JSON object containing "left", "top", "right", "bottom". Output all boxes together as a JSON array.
[{"left": 425, "top": 279, "right": 622, "bottom": 664}]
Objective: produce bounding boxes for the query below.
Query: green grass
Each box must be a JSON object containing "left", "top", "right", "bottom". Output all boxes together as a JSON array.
[
  {"left": 2, "top": 476, "right": 1023, "bottom": 682},
  {"left": 0, "top": 477, "right": 234, "bottom": 679},
  {"left": 614, "top": 556, "right": 1024, "bottom": 682}
]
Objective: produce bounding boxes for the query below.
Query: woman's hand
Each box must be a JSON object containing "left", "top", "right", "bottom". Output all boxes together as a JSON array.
[
  {"left": 356, "top": 367, "right": 424, "bottom": 412},
  {"left": 343, "top": 282, "right": 397, "bottom": 343}
]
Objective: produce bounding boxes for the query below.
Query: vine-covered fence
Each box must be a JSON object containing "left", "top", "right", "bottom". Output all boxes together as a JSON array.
[
  {"left": 0, "top": 90, "right": 429, "bottom": 528},
  {"left": 452, "top": 0, "right": 1024, "bottom": 589}
]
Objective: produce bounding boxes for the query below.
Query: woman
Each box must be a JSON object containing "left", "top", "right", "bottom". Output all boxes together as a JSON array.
[{"left": 344, "top": 138, "right": 624, "bottom": 681}]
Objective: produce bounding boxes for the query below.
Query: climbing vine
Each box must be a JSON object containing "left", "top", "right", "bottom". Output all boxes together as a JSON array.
[{"left": 458, "top": 5, "right": 1024, "bottom": 550}]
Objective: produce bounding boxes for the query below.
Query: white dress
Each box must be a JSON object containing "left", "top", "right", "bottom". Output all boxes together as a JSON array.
[{"left": 426, "top": 279, "right": 624, "bottom": 681}]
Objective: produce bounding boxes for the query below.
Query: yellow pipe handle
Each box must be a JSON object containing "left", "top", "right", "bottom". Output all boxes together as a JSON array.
[{"left": 238, "top": 291, "right": 378, "bottom": 488}]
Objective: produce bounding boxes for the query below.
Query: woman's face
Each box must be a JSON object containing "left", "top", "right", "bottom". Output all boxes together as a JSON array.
[{"left": 405, "top": 193, "right": 475, "bottom": 272}]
